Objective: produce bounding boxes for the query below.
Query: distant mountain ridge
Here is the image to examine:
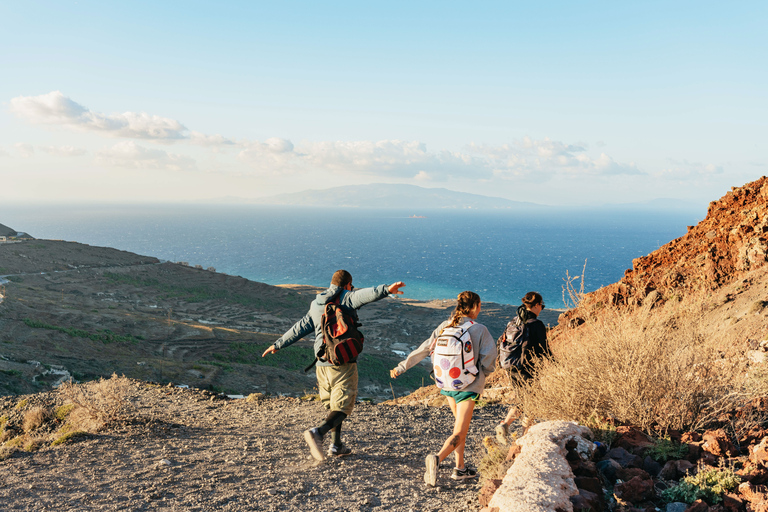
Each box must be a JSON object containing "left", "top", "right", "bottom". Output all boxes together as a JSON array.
[{"left": 258, "top": 184, "right": 543, "bottom": 209}]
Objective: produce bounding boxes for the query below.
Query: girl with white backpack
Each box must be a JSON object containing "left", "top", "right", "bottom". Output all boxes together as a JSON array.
[{"left": 390, "top": 291, "right": 497, "bottom": 486}]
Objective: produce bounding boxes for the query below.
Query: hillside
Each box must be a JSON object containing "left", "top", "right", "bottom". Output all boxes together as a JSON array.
[
  {"left": 0, "top": 239, "right": 561, "bottom": 399},
  {"left": 392, "top": 176, "right": 768, "bottom": 406}
]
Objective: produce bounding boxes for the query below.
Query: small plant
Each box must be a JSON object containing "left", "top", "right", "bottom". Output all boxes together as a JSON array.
[
  {"left": 582, "top": 413, "right": 618, "bottom": 447},
  {"left": 478, "top": 436, "right": 513, "bottom": 484},
  {"left": 646, "top": 436, "right": 688, "bottom": 463},
  {"left": 749, "top": 300, "right": 768, "bottom": 314},
  {"left": 51, "top": 430, "right": 89, "bottom": 447},
  {"left": 23, "top": 406, "right": 52, "bottom": 433},
  {"left": 14, "top": 399, "right": 28, "bottom": 410},
  {"left": 562, "top": 259, "right": 588, "bottom": 309},
  {"left": 661, "top": 462, "right": 740, "bottom": 504},
  {"left": 54, "top": 404, "right": 75, "bottom": 421}
]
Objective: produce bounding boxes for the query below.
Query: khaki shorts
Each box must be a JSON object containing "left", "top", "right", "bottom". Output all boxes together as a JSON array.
[{"left": 316, "top": 363, "right": 358, "bottom": 416}]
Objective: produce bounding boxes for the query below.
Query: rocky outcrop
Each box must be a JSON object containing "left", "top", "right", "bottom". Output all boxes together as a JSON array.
[
  {"left": 482, "top": 420, "right": 594, "bottom": 512},
  {"left": 564, "top": 176, "right": 768, "bottom": 317}
]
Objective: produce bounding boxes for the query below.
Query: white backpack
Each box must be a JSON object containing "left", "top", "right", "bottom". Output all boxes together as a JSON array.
[{"left": 431, "top": 321, "right": 478, "bottom": 391}]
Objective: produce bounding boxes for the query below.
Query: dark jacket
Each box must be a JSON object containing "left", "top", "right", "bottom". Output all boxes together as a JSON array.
[
  {"left": 274, "top": 283, "right": 391, "bottom": 366},
  {"left": 516, "top": 305, "right": 549, "bottom": 378}
]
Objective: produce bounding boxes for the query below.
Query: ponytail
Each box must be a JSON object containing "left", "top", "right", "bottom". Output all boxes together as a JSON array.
[{"left": 448, "top": 291, "right": 481, "bottom": 327}]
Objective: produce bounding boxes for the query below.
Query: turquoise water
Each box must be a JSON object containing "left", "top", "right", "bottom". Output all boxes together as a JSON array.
[{"left": 1, "top": 204, "right": 702, "bottom": 308}]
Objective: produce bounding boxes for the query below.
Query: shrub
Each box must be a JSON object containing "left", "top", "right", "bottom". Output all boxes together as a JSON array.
[
  {"left": 23, "top": 406, "right": 52, "bottom": 433},
  {"left": 661, "top": 463, "right": 740, "bottom": 504},
  {"left": 57, "top": 374, "right": 134, "bottom": 432},
  {"left": 517, "top": 298, "right": 752, "bottom": 433},
  {"left": 478, "top": 436, "right": 513, "bottom": 484},
  {"left": 646, "top": 436, "right": 688, "bottom": 463},
  {"left": 54, "top": 404, "right": 75, "bottom": 421}
]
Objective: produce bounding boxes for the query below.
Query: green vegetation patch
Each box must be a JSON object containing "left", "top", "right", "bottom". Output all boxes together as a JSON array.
[
  {"left": 51, "top": 430, "right": 90, "bottom": 447},
  {"left": 55, "top": 404, "right": 76, "bottom": 421},
  {"left": 662, "top": 464, "right": 740, "bottom": 504},
  {"left": 23, "top": 318, "right": 141, "bottom": 344},
  {"left": 647, "top": 436, "right": 689, "bottom": 463}
]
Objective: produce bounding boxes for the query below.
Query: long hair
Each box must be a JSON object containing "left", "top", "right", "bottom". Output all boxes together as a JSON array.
[
  {"left": 521, "top": 291, "right": 543, "bottom": 310},
  {"left": 448, "top": 291, "right": 481, "bottom": 327}
]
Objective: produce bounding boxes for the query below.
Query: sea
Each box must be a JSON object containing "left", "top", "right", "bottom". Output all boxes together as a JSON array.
[{"left": 0, "top": 204, "right": 704, "bottom": 309}]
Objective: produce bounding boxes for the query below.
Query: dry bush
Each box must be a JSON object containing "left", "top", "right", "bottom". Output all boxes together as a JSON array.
[
  {"left": 517, "top": 299, "right": 752, "bottom": 434},
  {"left": 22, "top": 406, "right": 52, "bottom": 433},
  {"left": 0, "top": 444, "right": 16, "bottom": 461},
  {"left": 57, "top": 374, "right": 134, "bottom": 432},
  {"left": 478, "top": 436, "right": 513, "bottom": 484}
]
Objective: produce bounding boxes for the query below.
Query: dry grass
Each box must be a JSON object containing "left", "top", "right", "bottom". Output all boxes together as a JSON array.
[
  {"left": 517, "top": 297, "right": 756, "bottom": 434},
  {"left": 478, "top": 436, "right": 514, "bottom": 485},
  {"left": 23, "top": 406, "right": 52, "bottom": 433},
  {"left": 57, "top": 374, "right": 134, "bottom": 432}
]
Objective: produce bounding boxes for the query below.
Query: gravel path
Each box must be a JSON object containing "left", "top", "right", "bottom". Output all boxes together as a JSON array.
[{"left": 0, "top": 382, "right": 509, "bottom": 511}]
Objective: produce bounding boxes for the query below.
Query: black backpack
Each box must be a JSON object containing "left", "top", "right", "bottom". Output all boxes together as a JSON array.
[{"left": 498, "top": 317, "right": 537, "bottom": 371}]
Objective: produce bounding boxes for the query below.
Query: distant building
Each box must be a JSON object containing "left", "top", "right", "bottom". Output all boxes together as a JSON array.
[{"left": 0, "top": 236, "right": 6, "bottom": 242}]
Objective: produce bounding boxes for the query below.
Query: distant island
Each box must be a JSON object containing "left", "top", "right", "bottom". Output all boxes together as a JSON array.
[{"left": 225, "top": 183, "right": 544, "bottom": 210}]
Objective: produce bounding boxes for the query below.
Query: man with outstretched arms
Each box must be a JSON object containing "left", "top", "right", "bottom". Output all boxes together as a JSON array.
[{"left": 262, "top": 269, "right": 405, "bottom": 461}]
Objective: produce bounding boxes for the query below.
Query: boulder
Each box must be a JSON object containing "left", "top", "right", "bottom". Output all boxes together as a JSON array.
[
  {"left": 702, "top": 429, "right": 738, "bottom": 457},
  {"left": 487, "top": 420, "right": 594, "bottom": 512},
  {"left": 614, "top": 475, "right": 653, "bottom": 503}
]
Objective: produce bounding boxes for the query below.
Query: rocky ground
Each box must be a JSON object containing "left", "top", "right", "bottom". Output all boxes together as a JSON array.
[{"left": 0, "top": 379, "right": 512, "bottom": 512}]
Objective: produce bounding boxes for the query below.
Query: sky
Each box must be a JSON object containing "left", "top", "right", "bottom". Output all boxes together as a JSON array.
[{"left": 1, "top": 1, "right": 766, "bottom": 207}]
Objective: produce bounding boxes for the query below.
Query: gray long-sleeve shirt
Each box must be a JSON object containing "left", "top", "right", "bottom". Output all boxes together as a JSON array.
[
  {"left": 274, "top": 283, "right": 392, "bottom": 367},
  {"left": 394, "top": 316, "right": 497, "bottom": 395}
]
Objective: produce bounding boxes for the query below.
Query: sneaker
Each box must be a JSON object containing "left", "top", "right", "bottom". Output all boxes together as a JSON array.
[
  {"left": 451, "top": 466, "right": 478, "bottom": 480},
  {"left": 327, "top": 443, "right": 352, "bottom": 457},
  {"left": 424, "top": 454, "right": 439, "bottom": 486},
  {"left": 303, "top": 428, "right": 325, "bottom": 461},
  {"left": 495, "top": 423, "right": 509, "bottom": 445}
]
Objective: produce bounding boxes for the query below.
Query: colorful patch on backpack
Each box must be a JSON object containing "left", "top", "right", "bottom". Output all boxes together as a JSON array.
[
  {"left": 434, "top": 365, "right": 442, "bottom": 377},
  {"left": 448, "top": 367, "right": 461, "bottom": 379},
  {"left": 440, "top": 358, "right": 450, "bottom": 370},
  {"left": 464, "top": 340, "right": 472, "bottom": 353}
]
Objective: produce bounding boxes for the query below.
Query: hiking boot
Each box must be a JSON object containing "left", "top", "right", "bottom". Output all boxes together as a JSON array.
[
  {"left": 424, "top": 454, "right": 439, "bottom": 487},
  {"left": 327, "top": 443, "right": 352, "bottom": 457},
  {"left": 451, "top": 465, "right": 478, "bottom": 480},
  {"left": 303, "top": 428, "right": 325, "bottom": 461},
  {"left": 495, "top": 422, "right": 509, "bottom": 445}
]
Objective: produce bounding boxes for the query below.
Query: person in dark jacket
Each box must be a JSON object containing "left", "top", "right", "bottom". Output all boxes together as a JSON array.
[
  {"left": 495, "top": 291, "right": 549, "bottom": 442},
  {"left": 262, "top": 270, "right": 405, "bottom": 461}
]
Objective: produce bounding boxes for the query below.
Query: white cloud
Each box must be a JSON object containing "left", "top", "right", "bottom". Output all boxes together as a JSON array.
[
  {"left": 237, "top": 137, "right": 299, "bottom": 172},
  {"left": 656, "top": 159, "right": 724, "bottom": 179},
  {"left": 10, "top": 91, "right": 188, "bottom": 141},
  {"left": 238, "top": 138, "right": 487, "bottom": 179},
  {"left": 96, "top": 141, "right": 196, "bottom": 171},
  {"left": 190, "top": 131, "right": 237, "bottom": 147},
  {"left": 467, "top": 137, "right": 641, "bottom": 179},
  {"left": 40, "top": 145, "right": 87, "bottom": 157},
  {"left": 14, "top": 143, "right": 35, "bottom": 158}
]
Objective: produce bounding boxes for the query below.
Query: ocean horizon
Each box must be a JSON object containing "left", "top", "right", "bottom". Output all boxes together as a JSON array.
[{"left": 0, "top": 204, "right": 704, "bottom": 309}]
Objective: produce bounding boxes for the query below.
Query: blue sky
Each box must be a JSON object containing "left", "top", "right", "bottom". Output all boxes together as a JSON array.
[{"left": 1, "top": 1, "right": 766, "bottom": 206}]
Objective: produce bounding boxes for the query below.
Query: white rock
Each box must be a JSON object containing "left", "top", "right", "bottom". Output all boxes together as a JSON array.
[{"left": 488, "top": 420, "right": 593, "bottom": 512}]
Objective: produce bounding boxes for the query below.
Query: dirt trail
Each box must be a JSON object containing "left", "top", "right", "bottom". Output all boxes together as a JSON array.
[{"left": 0, "top": 381, "right": 509, "bottom": 511}]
